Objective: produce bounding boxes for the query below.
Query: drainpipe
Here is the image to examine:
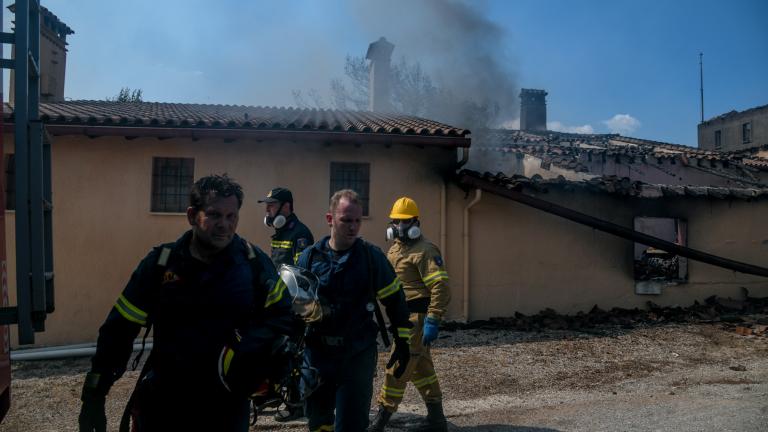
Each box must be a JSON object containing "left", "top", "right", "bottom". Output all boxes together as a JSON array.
[
  {"left": 463, "top": 188, "right": 482, "bottom": 322},
  {"left": 440, "top": 181, "right": 447, "bottom": 253},
  {"left": 456, "top": 147, "right": 470, "bottom": 170}
]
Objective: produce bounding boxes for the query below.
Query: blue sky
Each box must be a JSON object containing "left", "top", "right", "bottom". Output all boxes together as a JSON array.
[{"left": 5, "top": 0, "right": 767, "bottom": 146}]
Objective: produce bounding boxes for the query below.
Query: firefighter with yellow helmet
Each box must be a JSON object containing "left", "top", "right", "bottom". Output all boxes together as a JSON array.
[{"left": 369, "top": 197, "right": 450, "bottom": 432}]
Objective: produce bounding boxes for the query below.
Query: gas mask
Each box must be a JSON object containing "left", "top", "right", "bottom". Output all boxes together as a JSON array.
[
  {"left": 263, "top": 202, "right": 287, "bottom": 229},
  {"left": 386, "top": 220, "right": 421, "bottom": 241}
]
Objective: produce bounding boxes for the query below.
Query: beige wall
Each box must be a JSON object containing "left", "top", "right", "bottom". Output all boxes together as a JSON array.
[
  {"left": 4, "top": 133, "right": 457, "bottom": 347},
  {"left": 445, "top": 185, "right": 768, "bottom": 321},
  {"left": 6, "top": 130, "right": 768, "bottom": 346},
  {"left": 698, "top": 106, "right": 768, "bottom": 152}
]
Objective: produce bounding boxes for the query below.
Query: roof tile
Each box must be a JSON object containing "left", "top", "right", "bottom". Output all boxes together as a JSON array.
[
  {"left": 13, "top": 101, "right": 470, "bottom": 138},
  {"left": 459, "top": 169, "right": 768, "bottom": 201}
]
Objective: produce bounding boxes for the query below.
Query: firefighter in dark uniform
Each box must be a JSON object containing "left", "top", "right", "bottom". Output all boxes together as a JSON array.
[
  {"left": 259, "top": 187, "right": 314, "bottom": 267},
  {"left": 78, "top": 175, "right": 293, "bottom": 432},
  {"left": 259, "top": 186, "right": 314, "bottom": 422},
  {"left": 293, "top": 189, "right": 413, "bottom": 432},
  {"left": 370, "top": 197, "right": 451, "bottom": 432}
]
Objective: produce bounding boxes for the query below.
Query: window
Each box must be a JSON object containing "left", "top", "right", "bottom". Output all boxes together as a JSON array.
[
  {"left": 742, "top": 122, "right": 752, "bottom": 144},
  {"left": 151, "top": 157, "right": 194, "bottom": 213},
  {"left": 4, "top": 154, "right": 14, "bottom": 210},
  {"left": 714, "top": 130, "right": 722, "bottom": 150},
  {"left": 633, "top": 217, "right": 687, "bottom": 294},
  {"left": 330, "top": 162, "right": 370, "bottom": 216}
]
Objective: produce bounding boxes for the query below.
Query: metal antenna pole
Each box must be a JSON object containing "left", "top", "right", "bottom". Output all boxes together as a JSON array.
[{"left": 699, "top": 52, "right": 704, "bottom": 123}]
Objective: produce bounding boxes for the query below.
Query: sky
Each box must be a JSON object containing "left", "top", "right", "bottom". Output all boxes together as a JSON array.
[{"left": 4, "top": 0, "right": 767, "bottom": 146}]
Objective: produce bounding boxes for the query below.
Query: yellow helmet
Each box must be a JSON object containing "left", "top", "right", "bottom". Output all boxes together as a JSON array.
[{"left": 389, "top": 197, "right": 420, "bottom": 219}]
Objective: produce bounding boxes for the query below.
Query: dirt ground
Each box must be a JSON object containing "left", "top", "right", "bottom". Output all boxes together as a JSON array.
[{"left": 2, "top": 321, "right": 767, "bottom": 431}]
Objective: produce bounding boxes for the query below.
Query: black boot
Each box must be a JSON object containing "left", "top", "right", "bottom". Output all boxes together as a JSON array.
[
  {"left": 413, "top": 402, "right": 447, "bottom": 432},
  {"left": 368, "top": 405, "right": 393, "bottom": 432}
]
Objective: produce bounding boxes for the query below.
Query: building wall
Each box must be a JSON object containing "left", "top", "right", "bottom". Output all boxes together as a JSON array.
[
  {"left": 6, "top": 131, "right": 767, "bottom": 345},
  {"left": 444, "top": 185, "right": 768, "bottom": 321},
  {"left": 39, "top": 28, "right": 68, "bottom": 102},
  {"left": 4, "top": 133, "right": 457, "bottom": 347},
  {"left": 698, "top": 106, "right": 768, "bottom": 152},
  {"left": 9, "top": 22, "right": 68, "bottom": 105}
]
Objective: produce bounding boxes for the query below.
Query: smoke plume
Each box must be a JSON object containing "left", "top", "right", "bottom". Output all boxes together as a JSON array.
[{"left": 346, "top": 0, "right": 518, "bottom": 129}]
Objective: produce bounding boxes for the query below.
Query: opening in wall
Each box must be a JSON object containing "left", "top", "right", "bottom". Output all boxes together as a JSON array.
[
  {"left": 151, "top": 157, "right": 195, "bottom": 213},
  {"left": 633, "top": 217, "right": 688, "bottom": 294},
  {"left": 330, "top": 162, "right": 370, "bottom": 216}
]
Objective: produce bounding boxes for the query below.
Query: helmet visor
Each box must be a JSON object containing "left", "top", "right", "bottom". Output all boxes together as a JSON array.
[{"left": 278, "top": 265, "right": 319, "bottom": 311}]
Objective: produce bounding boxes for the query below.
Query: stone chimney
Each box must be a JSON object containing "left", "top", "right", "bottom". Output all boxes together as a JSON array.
[
  {"left": 519, "top": 88, "right": 548, "bottom": 131},
  {"left": 9, "top": 4, "right": 74, "bottom": 105},
  {"left": 366, "top": 37, "right": 394, "bottom": 112}
]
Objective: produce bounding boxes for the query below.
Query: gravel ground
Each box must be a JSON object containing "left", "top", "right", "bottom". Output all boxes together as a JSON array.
[{"left": 2, "top": 321, "right": 767, "bottom": 431}]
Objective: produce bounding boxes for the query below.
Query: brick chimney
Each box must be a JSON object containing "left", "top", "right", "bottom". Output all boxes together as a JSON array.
[
  {"left": 366, "top": 37, "right": 394, "bottom": 112},
  {"left": 9, "top": 4, "right": 74, "bottom": 105},
  {"left": 519, "top": 88, "right": 548, "bottom": 131}
]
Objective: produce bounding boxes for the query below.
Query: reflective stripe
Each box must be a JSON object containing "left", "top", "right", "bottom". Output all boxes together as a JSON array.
[
  {"left": 271, "top": 240, "right": 293, "bottom": 249},
  {"left": 423, "top": 270, "right": 449, "bottom": 286},
  {"left": 293, "top": 252, "right": 301, "bottom": 264},
  {"left": 383, "top": 385, "right": 405, "bottom": 398},
  {"left": 311, "top": 425, "right": 334, "bottom": 432},
  {"left": 244, "top": 240, "right": 257, "bottom": 259},
  {"left": 377, "top": 278, "right": 401, "bottom": 300},
  {"left": 222, "top": 347, "right": 235, "bottom": 376},
  {"left": 264, "top": 279, "right": 286, "bottom": 308},
  {"left": 115, "top": 294, "right": 147, "bottom": 326},
  {"left": 157, "top": 247, "right": 171, "bottom": 266},
  {"left": 397, "top": 327, "right": 411, "bottom": 341},
  {"left": 413, "top": 374, "right": 438, "bottom": 389}
]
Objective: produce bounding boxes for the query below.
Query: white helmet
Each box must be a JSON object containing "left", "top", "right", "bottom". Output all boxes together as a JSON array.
[{"left": 278, "top": 264, "right": 319, "bottom": 316}]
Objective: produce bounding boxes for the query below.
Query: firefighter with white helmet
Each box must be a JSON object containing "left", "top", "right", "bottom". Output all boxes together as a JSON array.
[{"left": 370, "top": 196, "right": 451, "bottom": 432}]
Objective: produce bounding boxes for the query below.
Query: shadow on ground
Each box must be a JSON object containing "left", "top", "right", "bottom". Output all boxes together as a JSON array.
[
  {"left": 386, "top": 412, "right": 561, "bottom": 432},
  {"left": 452, "top": 426, "right": 561, "bottom": 431}
]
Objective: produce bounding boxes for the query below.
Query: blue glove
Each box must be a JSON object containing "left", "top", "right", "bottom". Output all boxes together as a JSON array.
[{"left": 422, "top": 316, "right": 439, "bottom": 346}]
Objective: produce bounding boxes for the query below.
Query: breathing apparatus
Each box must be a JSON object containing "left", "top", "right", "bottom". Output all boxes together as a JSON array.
[
  {"left": 386, "top": 196, "right": 422, "bottom": 241},
  {"left": 277, "top": 264, "right": 320, "bottom": 316},
  {"left": 386, "top": 219, "right": 421, "bottom": 241},
  {"left": 263, "top": 202, "right": 287, "bottom": 229}
]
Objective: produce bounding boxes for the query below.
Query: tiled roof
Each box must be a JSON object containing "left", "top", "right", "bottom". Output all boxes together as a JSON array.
[
  {"left": 743, "top": 158, "right": 768, "bottom": 170},
  {"left": 476, "top": 129, "right": 768, "bottom": 173},
  {"left": 458, "top": 170, "right": 768, "bottom": 201},
  {"left": 7, "top": 101, "right": 469, "bottom": 138}
]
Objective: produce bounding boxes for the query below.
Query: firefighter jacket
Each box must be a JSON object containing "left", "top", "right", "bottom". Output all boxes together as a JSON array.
[
  {"left": 296, "top": 237, "right": 412, "bottom": 360},
  {"left": 88, "top": 230, "right": 293, "bottom": 401},
  {"left": 270, "top": 213, "right": 314, "bottom": 267},
  {"left": 388, "top": 237, "right": 450, "bottom": 321}
]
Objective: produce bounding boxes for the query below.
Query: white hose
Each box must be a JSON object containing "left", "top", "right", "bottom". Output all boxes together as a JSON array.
[{"left": 11, "top": 341, "right": 153, "bottom": 361}]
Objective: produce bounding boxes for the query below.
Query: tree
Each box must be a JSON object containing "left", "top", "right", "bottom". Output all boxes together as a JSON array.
[
  {"left": 294, "top": 55, "right": 500, "bottom": 130},
  {"left": 107, "top": 87, "right": 143, "bottom": 102}
]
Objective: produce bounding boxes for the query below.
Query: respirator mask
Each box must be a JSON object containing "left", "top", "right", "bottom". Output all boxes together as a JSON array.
[
  {"left": 386, "top": 219, "right": 421, "bottom": 241},
  {"left": 263, "top": 202, "right": 287, "bottom": 229}
]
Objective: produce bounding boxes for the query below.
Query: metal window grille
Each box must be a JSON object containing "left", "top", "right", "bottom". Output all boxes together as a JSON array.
[
  {"left": 330, "top": 162, "right": 370, "bottom": 216},
  {"left": 151, "top": 157, "right": 194, "bottom": 213},
  {"left": 4, "top": 154, "right": 15, "bottom": 210}
]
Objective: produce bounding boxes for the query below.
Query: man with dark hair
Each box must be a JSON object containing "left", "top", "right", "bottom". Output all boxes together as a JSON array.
[
  {"left": 258, "top": 186, "right": 314, "bottom": 422},
  {"left": 293, "top": 189, "right": 413, "bottom": 432},
  {"left": 78, "top": 174, "right": 293, "bottom": 432},
  {"left": 259, "top": 187, "right": 314, "bottom": 269}
]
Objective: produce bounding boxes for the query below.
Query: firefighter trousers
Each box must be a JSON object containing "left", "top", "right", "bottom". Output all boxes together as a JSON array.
[
  {"left": 377, "top": 312, "right": 442, "bottom": 411},
  {"left": 305, "top": 342, "right": 377, "bottom": 432}
]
